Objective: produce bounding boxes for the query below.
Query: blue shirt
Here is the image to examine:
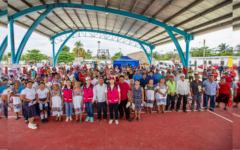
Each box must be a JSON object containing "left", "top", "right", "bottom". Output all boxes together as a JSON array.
[
  {"left": 147, "top": 75, "right": 155, "bottom": 84},
  {"left": 203, "top": 80, "right": 220, "bottom": 96},
  {"left": 237, "top": 66, "right": 240, "bottom": 73},
  {"left": 0, "top": 85, "right": 8, "bottom": 94},
  {"left": 19, "top": 85, "right": 25, "bottom": 93},
  {"left": 153, "top": 73, "right": 162, "bottom": 84},
  {"left": 133, "top": 73, "right": 142, "bottom": 81},
  {"left": 232, "top": 82, "right": 239, "bottom": 96},
  {"left": 140, "top": 78, "right": 148, "bottom": 88},
  {"left": 74, "top": 72, "right": 79, "bottom": 79}
]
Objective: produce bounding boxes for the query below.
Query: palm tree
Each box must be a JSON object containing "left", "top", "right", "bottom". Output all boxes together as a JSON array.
[
  {"left": 217, "top": 43, "right": 232, "bottom": 53},
  {"left": 73, "top": 41, "right": 85, "bottom": 57}
]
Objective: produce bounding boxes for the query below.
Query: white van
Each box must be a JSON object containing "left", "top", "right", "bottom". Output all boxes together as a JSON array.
[{"left": 159, "top": 61, "right": 174, "bottom": 70}]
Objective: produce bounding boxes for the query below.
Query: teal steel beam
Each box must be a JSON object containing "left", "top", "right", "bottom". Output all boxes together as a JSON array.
[
  {"left": 139, "top": 43, "right": 151, "bottom": 64},
  {"left": 54, "top": 32, "right": 75, "bottom": 66},
  {"left": 9, "top": 3, "right": 192, "bottom": 38},
  {"left": 9, "top": 20, "right": 16, "bottom": 63},
  {"left": 150, "top": 49, "right": 153, "bottom": 65},
  {"left": 0, "top": 35, "right": 8, "bottom": 61},
  {"left": 165, "top": 29, "right": 186, "bottom": 66},
  {"left": 15, "top": 5, "right": 54, "bottom": 63},
  {"left": 0, "top": 9, "right": 7, "bottom": 18},
  {"left": 50, "top": 29, "right": 154, "bottom": 49},
  {"left": 52, "top": 38, "right": 55, "bottom": 67}
]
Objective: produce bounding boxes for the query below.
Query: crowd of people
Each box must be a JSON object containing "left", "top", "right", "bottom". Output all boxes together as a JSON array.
[{"left": 0, "top": 63, "right": 239, "bottom": 130}]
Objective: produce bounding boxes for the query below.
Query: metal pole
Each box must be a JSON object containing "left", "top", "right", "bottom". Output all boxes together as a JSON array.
[{"left": 203, "top": 39, "right": 206, "bottom": 69}]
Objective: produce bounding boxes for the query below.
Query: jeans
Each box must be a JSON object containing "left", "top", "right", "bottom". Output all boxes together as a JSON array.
[
  {"left": 166, "top": 94, "right": 176, "bottom": 110},
  {"left": 64, "top": 102, "right": 72, "bottom": 117},
  {"left": 85, "top": 102, "right": 93, "bottom": 117},
  {"left": 202, "top": 78, "right": 207, "bottom": 83},
  {"left": 41, "top": 74, "right": 45, "bottom": 78},
  {"left": 177, "top": 94, "right": 188, "bottom": 110},
  {"left": 189, "top": 76, "right": 193, "bottom": 82},
  {"left": 118, "top": 99, "right": 130, "bottom": 119},
  {"left": 97, "top": 102, "right": 107, "bottom": 119},
  {"left": 109, "top": 103, "right": 118, "bottom": 120},
  {"left": 220, "top": 71, "right": 222, "bottom": 77},
  {"left": 203, "top": 94, "right": 216, "bottom": 110},
  {"left": 192, "top": 95, "right": 202, "bottom": 110}
]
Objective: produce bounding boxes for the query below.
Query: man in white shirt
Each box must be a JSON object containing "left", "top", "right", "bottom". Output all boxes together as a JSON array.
[
  {"left": 173, "top": 71, "right": 180, "bottom": 83},
  {"left": 16, "top": 68, "right": 21, "bottom": 77},
  {"left": 156, "top": 64, "right": 160, "bottom": 70},
  {"left": 176, "top": 74, "right": 190, "bottom": 112},
  {"left": 124, "top": 75, "right": 130, "bottom": 85},
  {"left": 94, "top": 77, "right": 107, "bottom": 122}
]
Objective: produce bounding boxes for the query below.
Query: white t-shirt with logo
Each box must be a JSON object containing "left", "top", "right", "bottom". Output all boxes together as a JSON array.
[{"left": 36, "top": 88, "right": 49, "bottom": 99}]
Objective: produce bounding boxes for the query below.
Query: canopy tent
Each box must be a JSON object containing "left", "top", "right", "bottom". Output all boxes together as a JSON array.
[{"left": 113, "top": 56, "right": 139, "bottom": 69}]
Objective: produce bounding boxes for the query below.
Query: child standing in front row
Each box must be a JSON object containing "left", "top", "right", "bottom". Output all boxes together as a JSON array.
[
  {"left": 72, "top": 82, "right": 84, "bottom": 123},
  {"left": 145, "top": 79, "right": 156, "bottom": 114},
  {"left": 50, "top": 84, "right": 63, "bottom": 122},
  {"left": 156, "top": 78, "right": 168, "bottom": 114}
]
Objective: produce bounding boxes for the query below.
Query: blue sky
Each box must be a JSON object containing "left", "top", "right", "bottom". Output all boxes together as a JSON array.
[{"left": 0, "top": 25, "right": 239, "bottom": 58}]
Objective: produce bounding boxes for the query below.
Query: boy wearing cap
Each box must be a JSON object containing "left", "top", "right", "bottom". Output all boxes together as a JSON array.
[
  {"left": 105, "top": 77, "right": 121, "bottom": 124},
  {"left": 82, "top": 76, "right": 96, "bottom": 122}
]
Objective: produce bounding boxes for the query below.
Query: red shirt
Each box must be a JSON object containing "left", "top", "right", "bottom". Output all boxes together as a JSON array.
[
  {"left": 116, "top": 82, "right": 130, "bottom": 100},
  {"left": 183, "top": 68, "right": 188, "bottom": 74},
  {"left": 218, "top": 83, "right": 231, "bottom": 94},
  {"left": 212, "top": 72, "right": 218, "bottom": 79},
  {"left": 237, "top": 83, "right": 240, "bottom": 94},
  {"left": 115, "top": 76, "right": 119, "bottom": 82},
  {"left": 79, "top": 73, "right": 85, "bottom": 82}
]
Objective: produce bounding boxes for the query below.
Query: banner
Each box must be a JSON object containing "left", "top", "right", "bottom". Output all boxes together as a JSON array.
[
  {"left": 228, "top": 57, "right": 233, "bottom": 72},
  {"left": 11, "top": 64, "right": 21, "bottom": 70},
  {"left": 37, "top": 63, "right": 43, "bottom": 68}
]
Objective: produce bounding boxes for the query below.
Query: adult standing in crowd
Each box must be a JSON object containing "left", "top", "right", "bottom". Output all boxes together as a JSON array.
[
  {"left": 190, "top": 75, "right": 203, "bottom": 111},
  {"left": 176, "top": 74, "right": 190, "bottom": 112},
  {"left": 166, "top": 75, "right": 176, "bottom": 111},
  {"left": 95, "top": 77, "right": 107, "bottom": 122},
  {"left": 153, "top": 69, "right": 162, "bottom": 85},
  {"left": 117, "top": 75, "right": 132, "bottom": 122},
  {"left": 201, "top": 69, "right": 208, "bottom": 82},
  {"left": 188, "top": 67, "right": 194, "bottom": 82},
  {"left": 173, "top": 70, "right": 179, "bottom": 83},
  {"left": 62, "top": 80, "right": 73, "bottom": 122},
  {"left": 218, "top": 64, "right": 224, "bottom": 77},
  {"left": 217, "top": 77, "right": 232, "bottom": 111},
  {"left": 133, "top": 70, "right": 142, "bottom": 81},
  {"left": 105, "top": 77, "right": 121, "bottom": 124},
  {"left": 74, "top": 68, "right": 80, "bottom": 81},
  {"left": 203, "top": 75, "right": 220, "bottom": 111}
]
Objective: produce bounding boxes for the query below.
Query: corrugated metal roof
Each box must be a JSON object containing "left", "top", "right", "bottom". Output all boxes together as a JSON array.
[{"left": 2, "top": 0, "right": 234, "bottom": 46}]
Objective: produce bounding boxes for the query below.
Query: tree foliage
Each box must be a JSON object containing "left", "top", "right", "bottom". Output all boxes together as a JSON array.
[
  {"left": 73, "top": 41, "right": 85, "bottom": 57},
  {"left": 57, "top": 51, "right": 75, "bottom": 63},
  {"left": 111, "top": 52, "right": 123, "bottom": 60},
  {"left": 61, "top": 45, "right": 70, "bottom": 52},
  {"left": 1, "top": 55, "right": 8, "bottom": 61},
  {"left": 25, "top": 49, "right": 45, "bottom": 64}
]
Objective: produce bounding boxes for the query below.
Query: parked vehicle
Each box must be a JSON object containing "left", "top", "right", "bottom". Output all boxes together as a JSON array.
[
  {"left": 174, "top": 63, "right": 183, "bottom": 68},
  {"left": 212, "top": 63, "right": 220, "bottom": 69},
  {"left": 198, "top": 64, "right": 211, "bottom": 69},
  {"left": 159, "top": 61, "right": 174, "bottom": 69},
  {"left": 233, "top": 64, "right": 238, "bottom": 70}
]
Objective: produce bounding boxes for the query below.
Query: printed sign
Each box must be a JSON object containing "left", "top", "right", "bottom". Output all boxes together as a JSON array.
[
  {"left": 11, "top": 64, "right": 21, "bottom": 70},
  {"left": 37, "top": 63, "right": 43, "bottom": 68}
]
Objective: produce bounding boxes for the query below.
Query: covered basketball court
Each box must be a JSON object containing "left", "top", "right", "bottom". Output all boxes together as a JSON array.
[{"left": 0, "top": 0, "right": 239, "bottom": 149}]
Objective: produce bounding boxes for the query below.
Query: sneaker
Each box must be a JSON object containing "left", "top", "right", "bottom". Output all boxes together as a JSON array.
[
  {"left": 90, "top": 117, "right": 94, "bottom": 122},
  {"left": 209, "top": 108, "right": 215, "bottom": 111},
  {"left": 15, "top": 116, "right": 19, "bottom": 120},
  {"left": 54, "top": 118, "right": 59, "bottom": 122},
  {"left": 85, "top": 116, "right": 90, "bottom": 121},
  {"left": 216, "top": 105, "right": 220, "bottom": 108},
  {"left": 104, "top": 119, "right": 107, "bottom": 122},
  {"left": 41, "top": 119, "right": 45, "bottom": 124},
  {"left": 171, "top": 109, "right": 174, "bottom": 112},
  {"left": 138, "top": 118, "right": 141, "bottom": 121},
  {"left": 79, "top": 120, "right": 83, "bottom": 123},
  {"left": 176, "top": 109, "right": 179, "bottom": 112},
  {"left": 191, "top": 109, "right": 194, "bottom": 111},
  {"left": 162, "top": 111, "right": 165, "bottom": 114},
  {"left": 115, "top": 120, "right": 119, "bottom": 124},
  {"left": 74, "top": 120, "right": 78, "bottom": 123},
  {"left": 28, "top": 124, "right": 37, "bottom": 129},
  {"left": 166, "top": 109, "right": 169, "bottom": 111},
  {"left": 157, "top": 111, "right": 160, "bottom": 113},
  {"left": 183, "top": 110, "right": 187, "bottom": 113},
  {"left": 44, "top": 119, "right": 48, "bottom": 123},
  {"left": 127, "top": 118, "right": 132, "bottom": 122},
  {"left": 150, "top": 111, "right": 153, "bottom": 114},
  {"left": 198, "top": 109, "right": 202, "bottom": 112},
  {"left": 146, "top": 111, "right": 149, "bottom": 114},
  {"left": 109, "top": 119, "right": 113, "bottom": 124},
  {"left": 134, "top": 117, "right": 137, "bottom": 120},
  {"left": 204, "top": 108, "right": 208, "bottom": 110},
  {"left": 96, "top": 119, "right": 100, "bottom": 122},
  {"left": 224, "top": 108, "right": 228, "bottom": 111},
  {"left": 59, "top": 119, "right": 62, "bottom": 122},
  {"left": 119, "top": 116, "right": 123, "bottom": 119}
]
